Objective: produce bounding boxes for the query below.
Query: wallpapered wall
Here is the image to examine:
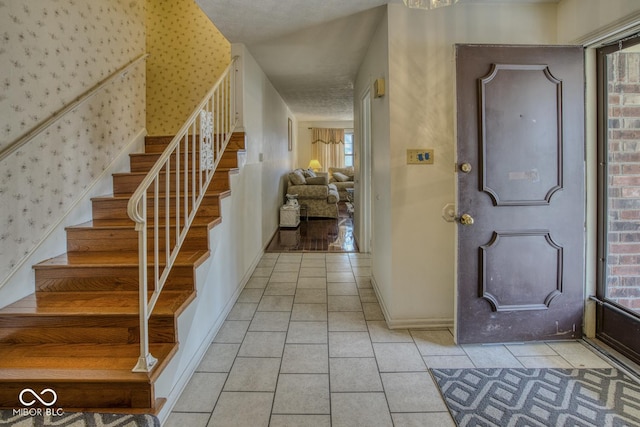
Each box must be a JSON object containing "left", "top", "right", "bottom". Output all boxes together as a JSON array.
[
  {"left": 146, "top": 0, "right": 231, "bottom": 135},
  {"left": 0, "top": 1, "right": 146, "bottom": 284}
]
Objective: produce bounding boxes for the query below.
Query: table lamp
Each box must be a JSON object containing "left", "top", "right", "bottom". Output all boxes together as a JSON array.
[{"left": 308, "top": 159, "right": 322, "bottom": 172}]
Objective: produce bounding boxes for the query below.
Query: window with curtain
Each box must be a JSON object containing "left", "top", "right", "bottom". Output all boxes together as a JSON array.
[{"left": 311, "top": 128, "right": 345, "bottom": 171}]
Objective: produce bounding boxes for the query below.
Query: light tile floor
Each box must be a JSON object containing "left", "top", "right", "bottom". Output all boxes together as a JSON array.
[{"left": 165, "top": 252, "right": 614, "bottom": 427}]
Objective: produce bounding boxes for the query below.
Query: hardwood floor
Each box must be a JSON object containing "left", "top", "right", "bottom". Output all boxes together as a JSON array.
[{"left": 266, "top": 203, "right": 357, "bottom": 253}]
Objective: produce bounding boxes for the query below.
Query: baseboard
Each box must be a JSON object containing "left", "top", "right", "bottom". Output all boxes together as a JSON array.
[
  {"left": 386, "top": 318, "right": 454, "bottom": 330},
  {"left": 371, "top": 275, "right": 454, "bottom": 330}
]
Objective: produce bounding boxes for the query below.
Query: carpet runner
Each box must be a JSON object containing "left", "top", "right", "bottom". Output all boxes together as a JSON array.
[
  {"left": 431, "top": 368, "right": 640, "bottom": 427},
  {"left": 0, "top": 410, "right": 159, "bottom": 426}
]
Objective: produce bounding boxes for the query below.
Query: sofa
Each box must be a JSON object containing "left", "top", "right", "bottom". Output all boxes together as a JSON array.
[
  {"left": 286, "top": 169, "right": 339, "bottom": 218},
  {"left": 328, "top": 166, "right": 355, "bottom": 201}
]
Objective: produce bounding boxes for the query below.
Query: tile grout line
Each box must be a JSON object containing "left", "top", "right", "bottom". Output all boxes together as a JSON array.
[
  {"left": 266, "top": 252, "right": 285, "bottom": 427},
  {"left": 205, "top": 254, "right": 272, "bottom": 425},
  {"left": 325, "top": 256, "right": 333, "bottom": 425}
]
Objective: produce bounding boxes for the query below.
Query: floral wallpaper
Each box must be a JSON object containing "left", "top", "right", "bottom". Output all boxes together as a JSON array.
[
  {"left": 0, "top": 0, "right": 146, "bottom": 284},
  {"left": 146, "top": 0, "right": 230, "bottom": 135}
]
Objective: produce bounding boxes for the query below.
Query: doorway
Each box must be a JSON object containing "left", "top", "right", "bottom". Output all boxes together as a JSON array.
[{"left": 596, "top": 35, "right": 640, "bottom": 364}]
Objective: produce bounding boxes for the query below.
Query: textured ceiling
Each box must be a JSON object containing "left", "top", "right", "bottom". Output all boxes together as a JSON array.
[
  {"left": 196, "top": 0, "right": 559, "bottom": 121},
  {"left": 247, "top": 6, "right": 387, "bottom": 121}
]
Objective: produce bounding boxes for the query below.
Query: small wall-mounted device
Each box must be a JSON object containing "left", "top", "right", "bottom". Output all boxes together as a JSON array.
[
  {"left": 374, "top": 78, "right": 385, "bottom": 98},
  {"left": 407, "top": 149, "right": 434, "bottom": 164}
]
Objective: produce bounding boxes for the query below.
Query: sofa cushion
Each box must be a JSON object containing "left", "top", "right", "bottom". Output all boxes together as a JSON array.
[
  {"left": 329, "top": 167, "right": 354, "bottom": 182},
  {"left": 306, "top": 176, "right": 328, "bottom": 185},
  {"left": 333, "top": 181, "right": 354, "bottom": 190},
  {"left": 303, "top": 168, "right": 317, "bottom": 178},
  {"left": 288, "top": 169, "right": 306, "bottom": 185},
  {"left": 332, "top": 172, "right": 349, "bottom": 182},
  {"left": 288, "top": 184, "right": 328, "bottom": 199}
]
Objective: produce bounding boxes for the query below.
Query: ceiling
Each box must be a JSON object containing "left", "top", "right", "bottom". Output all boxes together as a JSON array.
[{"left": 196, "top": 0, "right": 559, "bottom": 122}]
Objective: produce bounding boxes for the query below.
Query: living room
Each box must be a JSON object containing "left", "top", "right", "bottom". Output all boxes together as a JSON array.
[{"left": 267, "top": 121, "right": 356, "bottom": 252}]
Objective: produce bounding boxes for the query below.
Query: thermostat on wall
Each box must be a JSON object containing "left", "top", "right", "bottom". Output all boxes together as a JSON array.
[
  {"left": 407, "top": 149, "right": 434, "bottom": 164},
  {"left": 374, "top": 78, "right": 385, "bottom": 98}
]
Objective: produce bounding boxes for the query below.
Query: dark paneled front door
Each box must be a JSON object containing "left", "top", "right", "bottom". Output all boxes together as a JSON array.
[{"left": 455, "top": 44, "right": 585, "bottom": 344}]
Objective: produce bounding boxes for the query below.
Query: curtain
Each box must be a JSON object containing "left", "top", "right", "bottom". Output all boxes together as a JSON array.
[{"left": 311, "top": 128, "right": 345, "bottom": 171}]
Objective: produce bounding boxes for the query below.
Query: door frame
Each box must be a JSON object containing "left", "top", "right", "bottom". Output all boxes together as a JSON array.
[
  {"left": 357, "top": 87, "right": 373, "bottom": 253},
  {"left": 595, "top": 34, "right": 640, "bottom": 364}
]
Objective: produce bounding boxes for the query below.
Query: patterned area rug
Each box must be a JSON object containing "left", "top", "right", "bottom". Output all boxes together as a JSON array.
[
  {"left": 0, "top": 410, "right": 159, "bottom": 427},
  {"left": 431, "top": 368, "right": 640, "bottom": 427}
]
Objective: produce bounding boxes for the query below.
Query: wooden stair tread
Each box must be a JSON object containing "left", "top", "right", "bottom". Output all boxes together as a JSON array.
[
  {"left": 34, "top": 250, "right": 210, "bottom": 268},
  {"left": 70, "top": 217, "right": 221, "bottom": 228},
  {"left": 0, "top": 343, "right": 175, "bottom": 375},
  {"left": 67, "top": 218, "right": 219, "bottom": 231},
  {"left": 145, "top": 133, "right": 245, "bottom": 152},
  {"left": 0, "top": 290, "right": 193, "bottom": 316},
  {"left": 129, "top": 152, "right": 246, "bottom": 162},
  {"left": 130, "top": 148, "right": 244, "bottom": 157},
  {"left": 112, "top": 167, "right": 237, "bottom": 178},
  {"left": 92, "top": 189, "right": 229, "bottom": 202}
]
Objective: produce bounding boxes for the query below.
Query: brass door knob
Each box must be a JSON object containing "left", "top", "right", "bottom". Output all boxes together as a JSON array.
[{"left": 459, "top": 213, "right": 474, "bottom": 225}]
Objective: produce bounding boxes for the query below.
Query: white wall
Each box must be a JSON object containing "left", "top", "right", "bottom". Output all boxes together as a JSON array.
[
  {"left": 0, "top": 1, "right": 146, "bottom": 306},
  {"left": 232, "top": 44, "right": 297, "bottom": 245},
  {"left": 362, "top": 3, "right": 558, "bottom": 328},
  {"left": 296, "top": 121, "right": 354, "bottom": 171},
  {"left": 355, "top": 9, "right": 393, "bottom": 312},
  {"left": 557, "top": 0, "right": 640, "bottom": 44}
]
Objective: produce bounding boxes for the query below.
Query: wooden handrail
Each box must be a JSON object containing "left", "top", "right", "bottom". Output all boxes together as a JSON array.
[{"left": 0, "top": 53, "right": 149, "bottom": 163}]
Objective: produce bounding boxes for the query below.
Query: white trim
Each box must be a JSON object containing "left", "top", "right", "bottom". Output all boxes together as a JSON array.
[
  {"left": 358, "top": 87, "right": 373, "bottom": 254},
  {"left": 370, "top": 275, "right": 390, "bottom": 323},
  {"left": 387, "top": 318, "right": 455, "bottom": 330},
  {"left": 0, "top": 127, "right": 147, "bottom": 294}
]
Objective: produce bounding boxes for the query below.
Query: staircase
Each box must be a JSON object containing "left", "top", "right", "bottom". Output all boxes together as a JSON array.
[{"left": 0, "top": 132, "right": 245, "bottom": 413}]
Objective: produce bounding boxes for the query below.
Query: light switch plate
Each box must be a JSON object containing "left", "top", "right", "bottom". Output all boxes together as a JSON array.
[{"left": 407, "top": 149, "right": 434, "bottom": 164}]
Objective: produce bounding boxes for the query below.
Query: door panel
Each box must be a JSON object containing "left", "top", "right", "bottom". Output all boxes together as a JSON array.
[
  {"left": 480, "top": 231, "right": 562, "bottom": 312},
  {"left": 480, "top": 65, "right": 563, "bottom": 206},
  {"left": 456, "top": 45, "right": 585, "bottom": 344}
]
